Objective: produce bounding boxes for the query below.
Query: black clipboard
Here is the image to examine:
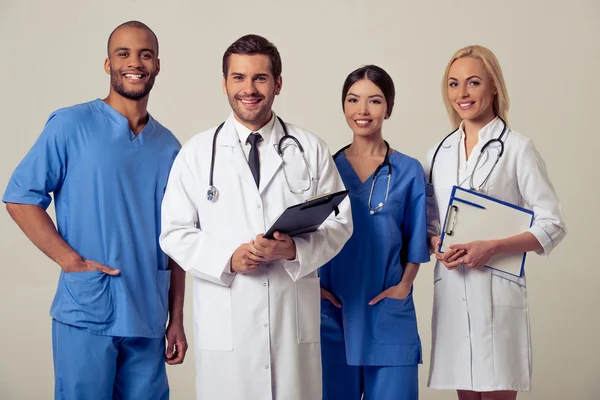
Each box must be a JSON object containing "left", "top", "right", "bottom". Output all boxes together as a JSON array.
[{"left": 264, "top": 190, "right": 349, "bottom": 239}]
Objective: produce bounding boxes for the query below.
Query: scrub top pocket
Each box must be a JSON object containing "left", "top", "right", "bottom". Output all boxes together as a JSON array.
[
  {"left": 58, "top": 271, "right": 114, "bottom": 328},
  {"left": 320, "top": 299, "right": 344, "bottom": 343},
  {"left": 372, "top": 295, "right": 419, "bottom": 345}
]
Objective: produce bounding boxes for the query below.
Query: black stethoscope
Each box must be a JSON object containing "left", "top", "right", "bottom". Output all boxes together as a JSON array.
[
  {"left": 334, "top": 140, "right": 392, "bottom": 214},
  {"left": 206, "top": 116, "right": 312, "bottom": 201},
  {"left": 427, "top": 118, "right": 508, "bottom": 195}
]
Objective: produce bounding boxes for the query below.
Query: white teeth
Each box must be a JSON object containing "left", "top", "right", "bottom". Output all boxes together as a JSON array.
[
  {"left": 241, "top": 99, "right": 259, "bottom": 104},
  {"left": 125, "top": 74, "right": 143, "bottom": 79},
  {"left": 459, "top": 102, "right": 473, "bottom": 108},
  {"left": 355, "top": 120, "right": 371, "bottom": 125}
]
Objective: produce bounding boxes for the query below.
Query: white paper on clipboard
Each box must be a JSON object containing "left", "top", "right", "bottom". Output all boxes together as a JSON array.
[{"left": 439, "top": 186, "right": 534, "bottom": 277}]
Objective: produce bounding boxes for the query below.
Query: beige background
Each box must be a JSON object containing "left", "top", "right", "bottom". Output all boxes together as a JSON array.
[{"left": 0, "top": 0, "right": 597, "bottom": 398}]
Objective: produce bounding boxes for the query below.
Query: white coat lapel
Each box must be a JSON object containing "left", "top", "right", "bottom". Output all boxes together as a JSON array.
[
  {"left": 259, "top": 119, "right": 284, "bottom": 194},
  {"left": 437, "top": 132, "right": 460, "bottom": 187},
  {"left": 218, "top": 117, "right": 259, "bottom": 192},
  {"left": 469, "top": 144, "right": 503, "bottom": 191},
  {"left": 465, "top": 120, "right": 504, "bottom": 190},
  {"left": 432, "top": 132, "right": 460, "bottom": 220}
]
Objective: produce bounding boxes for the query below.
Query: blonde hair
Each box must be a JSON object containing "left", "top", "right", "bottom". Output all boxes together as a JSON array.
[{"left": 442, "top": 45, "right": 510, "bottom": 129}]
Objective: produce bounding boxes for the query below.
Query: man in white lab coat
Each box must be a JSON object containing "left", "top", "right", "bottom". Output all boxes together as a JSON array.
[{"left": 159, "top": 34, "right": 353, "bottom": 400}]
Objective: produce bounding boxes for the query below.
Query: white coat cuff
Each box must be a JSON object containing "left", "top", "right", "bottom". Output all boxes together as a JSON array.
[
  {"left": 184, "top": 244, "right": 236, "bottom": 287},
  {"left": 528, "top": 225, "right": 553, "bottom": 257},
  {"left": 225, "top": 259, "right": 234, "bottom": 274},
  {"left": 428, "top": 222, "right": 441, "bottom": 238},
  {"left": 187, "top": 267, "right": 235, "bottom": 286},
  {"left": 281, "top": 238, "right": 303, "bottom": 281},
  {"left": 427, "top": 224, "right": 441, "bottom": 255}
]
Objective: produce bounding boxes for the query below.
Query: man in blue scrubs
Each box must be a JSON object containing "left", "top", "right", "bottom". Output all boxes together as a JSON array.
[{"left": 3, "top": 21, "right": 186, "bottom": 399}]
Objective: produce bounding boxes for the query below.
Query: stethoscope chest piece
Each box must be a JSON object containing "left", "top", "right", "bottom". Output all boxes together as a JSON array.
[
  {"left": 369, "top": 202, "right": 385, "bottom": 215},
  {"left": 206, "top": 185, "right": 218, "bottom": 202}
]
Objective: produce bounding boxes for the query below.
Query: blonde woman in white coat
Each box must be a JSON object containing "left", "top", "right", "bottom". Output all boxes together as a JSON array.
[{"left": 425, "top": 45, "right": 567, "bottom": 400}]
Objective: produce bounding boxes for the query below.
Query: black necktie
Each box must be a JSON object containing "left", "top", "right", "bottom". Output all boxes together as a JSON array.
[{"left": 246, "top": 132, "right": 262, "bottom": 187}]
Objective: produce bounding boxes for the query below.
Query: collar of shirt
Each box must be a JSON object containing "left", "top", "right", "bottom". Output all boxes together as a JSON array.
[
  {"left": 456, "top": 116, "right": 502, "bottom": 142},
  {"left": 456, "top": 116, "right": 504, "bottom": 182},
  {"left": 94, "top": 99, "right": 156, "bottom": 143},
  {"left": 233, "top": 112, "right": 276, "bottom": 146}
]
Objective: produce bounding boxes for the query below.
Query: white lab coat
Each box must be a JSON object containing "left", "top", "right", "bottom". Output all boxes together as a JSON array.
[
  {"left": 159, "top": 113, "right": 353, "bottom": 400},
  {"left": 425, "top": 117, "right": 566, "bottom": 392}
]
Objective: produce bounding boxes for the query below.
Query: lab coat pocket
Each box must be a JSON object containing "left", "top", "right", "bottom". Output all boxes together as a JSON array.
[
  {"left": 491, "top": 271, "right": 527, "bottom": 308},
  {"left": 59, "top": 271, "right": 114, "bottom": 327},
  {"left": 372, "top": 295, "right": 419, "bottom": 344},
  {"left": 195, "top": 278, "right": 233, "bottom": 351},
  {"left": 296, "top": 277, "right": 321, "bottom": 343},
  {"left": 156, "top": 270, "right": 171, "bottom": 329},
  {"left": 320, "top": 299, "right": 344, "bottom": 343},
  {"left": 492, "top": 305, "right": 530, "bottom": 387}
]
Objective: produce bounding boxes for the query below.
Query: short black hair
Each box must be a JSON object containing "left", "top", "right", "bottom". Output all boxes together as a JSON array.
[
  {"left": 342, "top": 65, "right": 395, "bottom": 117},
  {"left": 222, "top": 34, "right": 282, "bottom": 79},
  {"left": 107, "top": 21, "right": 159, "bottom": 56}
]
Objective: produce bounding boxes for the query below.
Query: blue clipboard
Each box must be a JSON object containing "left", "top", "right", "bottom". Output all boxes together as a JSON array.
[{"left": 439, "top": 186, "right": 534, "bottom": 277}]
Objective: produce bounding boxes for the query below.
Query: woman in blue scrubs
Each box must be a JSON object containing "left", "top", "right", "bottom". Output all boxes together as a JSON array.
[{"left": 319, "top": 65, "right": 430, "bottom": 400}]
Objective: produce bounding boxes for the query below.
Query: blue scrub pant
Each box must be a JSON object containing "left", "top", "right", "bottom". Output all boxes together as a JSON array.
[
  {"left": 322, "top": 361, "right": 418, "bottom": 400},
  {"left": 52, "top": 320, "right": 168, "bottom": 400}
]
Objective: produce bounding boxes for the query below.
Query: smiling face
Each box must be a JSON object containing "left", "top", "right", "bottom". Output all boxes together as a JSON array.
[
  {"left": 222, "top": 54, "right": 282, "bottom": 131},
  {"left": 447, "top": 57, "right": 497, "bottom": 125},
  {"left": 104, "top": 26, "right": 160, "bottom": 101},
  {"left": 343, "top": 78, "right": 388, "bottom": 138}
]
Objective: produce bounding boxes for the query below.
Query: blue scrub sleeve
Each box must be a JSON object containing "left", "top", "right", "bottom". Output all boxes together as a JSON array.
[
  {"left": 2, "top": 113, "right": 67, "bottom": 209},
  {"left": 402, "top": 167, "right": 430, "bottom": 264}
]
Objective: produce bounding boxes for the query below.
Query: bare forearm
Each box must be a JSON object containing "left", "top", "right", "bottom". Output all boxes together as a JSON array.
[
  {"left": 168, "top": 258, "right": 186, "bottom": 322},
  {"left": 491, "top": 232, "right": 542, "bottom": 256},
  {"left": 5, "top": 203, "right": 80, "bottom": 268},
  {"left": 399, "top": 262, "right": 420, "bottom": 287}
]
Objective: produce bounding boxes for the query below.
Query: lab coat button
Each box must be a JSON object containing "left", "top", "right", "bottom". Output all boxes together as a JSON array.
[
  {"left": 257, "top": 205, "right": 262, "bottom": 209},
  {"left": 462, "top": 298, "right": 465, "bottom": 301},
  {"left": 264, "top": 323, "right": 268, "bottom": 327},
  {"left": 265, "top": 365, "right": 270, "bottom": 369},
  {"left": 263, "top": 282, "right": 267, "bottom": 286}
]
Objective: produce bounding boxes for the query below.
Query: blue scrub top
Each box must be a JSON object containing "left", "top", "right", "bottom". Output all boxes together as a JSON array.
[
  {"left": 3, "top": 99, "right": 181, "bottom": 338},
  {"left": 319, "top": 150, "right": 430, "bottom": 366}
]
